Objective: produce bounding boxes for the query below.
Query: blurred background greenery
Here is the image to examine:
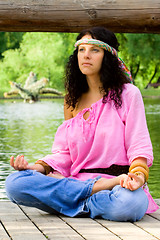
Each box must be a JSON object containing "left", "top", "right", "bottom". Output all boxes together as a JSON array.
[{"left": 0, "top": 32, "right": 160, "bottom": 97}]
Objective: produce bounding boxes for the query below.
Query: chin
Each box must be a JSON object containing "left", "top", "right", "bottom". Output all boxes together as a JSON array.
[{"left": 80, "top": 69, "right": 94, "bottom": 76}]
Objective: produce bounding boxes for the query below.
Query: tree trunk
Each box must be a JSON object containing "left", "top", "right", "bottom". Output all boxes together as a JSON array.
[
  {"left": 0, "top": 0, "right": 159, "bottom": 33},
  {"left": 157, "top": 77, "right": 160, "bottom": 83},
  {"left": 145, "top": 65, "right": 158, "bottom": 89},
  {"left": 130, "top": 62, "right": 140, "bottom": 84}
]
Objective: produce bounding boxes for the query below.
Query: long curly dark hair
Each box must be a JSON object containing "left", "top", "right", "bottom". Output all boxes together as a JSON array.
[{"left": 65, "top": 27, "right": 131, "bottom": 109}]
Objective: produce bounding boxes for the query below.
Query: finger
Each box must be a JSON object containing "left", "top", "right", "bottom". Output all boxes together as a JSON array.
[
  {"left": 123, "top": 176, "right": 132, "bottom": 189},
  {"left": 122, "top": 180, "right": 128, "bottom": 189},
  {"left": 21, "top": 156, "right": 29, "bottom": 169},
  {"left": 19, "top": 155, "right": 28, "bottom": 170},
  {"left": 127, "top": 181, "right": 135, "bottom": 191},
  {"left": 18, "top": 155, "right": 25, "bottom": 169},
  {"left": 14, "top": 155, "right": 22, "bottom": 170},
  {"left": 120, "top": 179, "right": 124, "bottom": 188},
  {"left": 10, "top": 156, "right": 14, "bottom": 167},
  {"left": 126, "top": 175, "right": 140, "bottom": 191},
  {"left": 128, "top": 172, "right": 139, "bottom": 181},
  {"left": 128, "top": 180, "right": 140, "bottom": 191}
]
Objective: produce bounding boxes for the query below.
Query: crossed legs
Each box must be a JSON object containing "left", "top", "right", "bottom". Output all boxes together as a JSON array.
[{"left": 5, "top": 170, "right": 148, "bottom": 221}]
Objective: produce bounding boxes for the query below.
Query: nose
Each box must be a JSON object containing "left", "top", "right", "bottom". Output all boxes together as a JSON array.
[{"left": 84, "top": 49, "right": 91, "bottom": 59}]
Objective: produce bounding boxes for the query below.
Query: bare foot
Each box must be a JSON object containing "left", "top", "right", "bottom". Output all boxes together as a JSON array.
[{"left": 47, "top": 171, "right": 65, "bottom": 179}]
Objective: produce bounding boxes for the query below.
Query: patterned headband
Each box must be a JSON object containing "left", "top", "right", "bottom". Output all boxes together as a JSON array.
[{"left": 75, "top": 38, "right": 132, "bottom": 82}]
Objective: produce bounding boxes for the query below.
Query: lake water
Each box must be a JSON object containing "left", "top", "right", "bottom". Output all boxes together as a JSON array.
[{"left": 0, "top": 97, "right": 159, "bottom": 199}]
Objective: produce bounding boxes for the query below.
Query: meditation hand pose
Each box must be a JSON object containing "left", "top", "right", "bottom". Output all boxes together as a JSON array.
[
  {"left": 6, "top": 27, "right": 159, "bottom": 222},
  {"left": 10, "top": 155, "right": 146, "bottom": 194}
]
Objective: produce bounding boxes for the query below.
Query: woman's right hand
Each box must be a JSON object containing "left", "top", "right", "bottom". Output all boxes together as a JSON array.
[
  {"left": 10, "top": 155, "right": 31, "bottom": 171},
  {"left": 10, "top": 155, "right": 46, "bottom": 173}
]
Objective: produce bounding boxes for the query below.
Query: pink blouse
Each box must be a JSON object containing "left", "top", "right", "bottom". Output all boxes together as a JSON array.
[{"left": 41, "top": 83, "right": 159, "bottom": 213}]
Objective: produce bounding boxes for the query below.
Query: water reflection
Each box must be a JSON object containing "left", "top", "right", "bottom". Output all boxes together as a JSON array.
[
  {"left": 144, "top": 98, "right": 160, "bottom": 199},
  {"left": 0, "top": 99, "right": 64, "bottom": 199},
  {"left": 0, "top": 98, "right": 160, "bottom": 199}
]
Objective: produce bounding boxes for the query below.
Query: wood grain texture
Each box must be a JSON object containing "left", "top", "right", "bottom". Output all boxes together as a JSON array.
[
  {"left": 0, "top": 200, "right": 160, "bottom": 239},
  {"left": 0, "top": 0, "right": 159, "bottom": 33}
]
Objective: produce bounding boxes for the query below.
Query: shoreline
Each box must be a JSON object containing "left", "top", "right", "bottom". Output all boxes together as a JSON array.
[
  {"left": 0, "top": 95, "right": 64, "bottom": 100},
  {"left": 0, "top": 95, "right": 160, "bottom": 100}
]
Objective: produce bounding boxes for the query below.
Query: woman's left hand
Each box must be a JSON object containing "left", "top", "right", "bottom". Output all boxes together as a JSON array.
[{"left": 120, "top": 172, "right": 145, "bottom": 191}]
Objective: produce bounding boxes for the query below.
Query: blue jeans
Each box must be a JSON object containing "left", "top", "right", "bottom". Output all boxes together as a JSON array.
[{"left": 5, "top": 170, "right": 148, "bottom": 222}]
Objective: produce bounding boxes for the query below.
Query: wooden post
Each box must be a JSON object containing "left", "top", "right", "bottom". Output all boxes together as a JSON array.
[{"left": 0, "top": 0, "right": 160, "bottom": 33}]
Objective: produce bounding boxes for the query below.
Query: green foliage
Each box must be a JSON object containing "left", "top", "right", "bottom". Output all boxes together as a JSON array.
[
  {"left": 116, "top": 33, "right": 160, "bottom": 88},
  {"left": 0, "top": 32, "right": 77, "bottom": 93},
  {"left": 0, "top": 32, "right": 24, "bottom": 59},
  {"left": 0, "top": 31, "right": 159, "bottom": 94}
]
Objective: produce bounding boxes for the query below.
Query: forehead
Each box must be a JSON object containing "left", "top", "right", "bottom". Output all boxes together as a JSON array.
[
  {"left": 78, "top": 36, "right": 102, "bottom": 49},
  {"left": 78, "top": 43, "right": 100, "bottom": 48}
]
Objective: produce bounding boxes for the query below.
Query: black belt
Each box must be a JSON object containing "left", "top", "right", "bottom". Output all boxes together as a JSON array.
[{"left": 79, "top": 164, "right": 129, "bottom": 176}]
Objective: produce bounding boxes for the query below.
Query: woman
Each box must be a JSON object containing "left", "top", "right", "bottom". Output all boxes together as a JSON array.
[{"left": 5, "top": 27, "right": 159, "bottom": 221}]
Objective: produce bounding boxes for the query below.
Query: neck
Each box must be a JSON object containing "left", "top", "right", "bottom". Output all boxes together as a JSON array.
[{"left": 86, "top": 75, "right": 103, "bottom": 94}]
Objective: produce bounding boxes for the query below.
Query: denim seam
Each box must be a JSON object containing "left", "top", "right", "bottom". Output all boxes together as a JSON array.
[
  {"left": 85, "top": 176, "right": 101, "bottom": 198},
  {"left": 77, "top": 178, "right": 101, "bottom": 216}
]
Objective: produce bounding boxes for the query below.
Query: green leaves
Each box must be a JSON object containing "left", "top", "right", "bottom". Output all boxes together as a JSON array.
[
  {"left": 0, "top": 31, "right": 159, "bottom": 94},
  {"left": 0, "top": 32, "right": 24, "bottom": 59},
  {"left": 0, "top": 32, "right": 77, "bottom": 93},
  {"left": 117, "top": 33, "right": 160, "bottom": 88}
]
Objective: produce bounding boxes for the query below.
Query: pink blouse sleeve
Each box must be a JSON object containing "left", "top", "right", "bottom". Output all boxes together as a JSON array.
[
  {"left": 40, "top": 122, "right": 72, "bottom": 177},
  {"left": 124, "top": 86, "right": 153, "bottom": 166}
]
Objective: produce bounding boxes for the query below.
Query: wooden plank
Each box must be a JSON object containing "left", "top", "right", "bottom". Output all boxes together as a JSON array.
[
  {"left": 61, "top": 216, "right": 120, "bottom": 240},
  {"left": 97, "top": 217, "right": 158, "bottom": 240},
  {"left": 135, "top": 214, "right": 160, "bottom": 239},
  {"left": 149, "top": 208, "right": 160, "bottom": 221},
  {"left": 0, "top": 201, "right": 160, "bottom": 240},
  {"left": 0, "top": 222, "right": 10, "bottom": 240},
  {"left": 0, "top": 201, "right": 47, "bottom": 240},
  {"left": 155, "top": 199, "right": 160, "bottom": 206},
  {"left": 20, "top": 205, "right": 84, "bottom": 240},
  {"left": 0, "top": 0, "right": 159, "bottom": 33}
]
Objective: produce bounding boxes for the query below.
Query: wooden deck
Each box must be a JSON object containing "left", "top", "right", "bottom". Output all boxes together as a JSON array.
[{"left": 0, "top": 200, "right": 160, "bottom": 240}]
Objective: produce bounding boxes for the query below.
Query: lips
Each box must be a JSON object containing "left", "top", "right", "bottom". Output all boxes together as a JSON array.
[{"left": 82, "top": 62, "right": 92, "bottom": 66}]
